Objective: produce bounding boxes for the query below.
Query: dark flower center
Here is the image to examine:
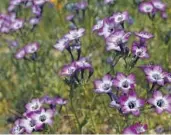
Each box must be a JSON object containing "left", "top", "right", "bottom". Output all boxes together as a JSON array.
[
  {"left": 122, "top": 81, "right": 129, "bottom": 88},
  {"left": 157, "top": 99, "right": 165, "bottom": 107},
  {"left": 128, "top": 101, "right": 136, "bottom": 109},
  {"left": 39, "top": 115, "right": 47, "bottom": 122},
  {"left": 117, "top": 16, "right": 123, "bottom": 21},
  {"left": 32, "top": 104, "right": 39, "bottom": 110},
  {"left": 152, "top": 73, "right": 161, "bottom": 80},
  {"left": 30, "top": 120, "right": 36, "bottom": 127},
  {"left": 103, "top": 83, "right": 111, "bottom": 90},
  {"left": 137, "top": 51, "right": 142, "bottom": 56}
]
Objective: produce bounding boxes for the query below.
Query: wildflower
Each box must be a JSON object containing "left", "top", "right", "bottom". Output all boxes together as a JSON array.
[
  {"left": 65, "top": 28, "right": 85, "bottom": 41},
  {"left": 24, "top": 42, "right": 40, "bottom": 54},
  {"left": 139, "top": 2, "right": 154, "bottom": 14},
  {"left": 10, "top": 0, "right": 23, "bottom": 6},
  {"left": 151, "top": 0, "right": 166, "bottom": 12},
  {"left": 119, "top": 90, "right": 145, "bottom": 116},
  {"left": 53, "top": 38, "right": 69, "bottom": 51},
  {"left": 142, "top": 65, "right": 166, "bottom": 86},
  {"left": 123, "top": 122, "right": 148, "bottom": 134},
  {"left": 113, "top": 73, "right": 136, "bottom": 93},
  {"left": 10, "top": 120, "right": 25, "bottom": 134},
  {"left": 59, "top": 63, "right": 77, "bottom": 77},
  {"left": 106, "top": 30, "right": 131, "bottom": 52},
  {"left": 15, "top": 48, "right": 26, "bottom": 59},
  {"left": 32, "top": 5, "right": 42, "bottom": 16},
  {"left": 66, "top": 14, "right": 75, "bottom": 22},
  {"left": 54, "top": 96, "right": 68, "bottom": 105},
  {"left": 98, "top": 18, "right": 122, "bottom": 38},
  {"left": 20, "top": 117, "right": 37, "bottom": 134},
  {"left": 30, "top": 109, "right": 55, "bottom": 130},
  {"left": 11, "top": 19, "right": 24, "bottom": 30},
  {"left": 74, "top": 57, "right": 92, "bottom": 70},
  {"left": 92, "top": 19, "right": 104, "bottom": 32},
  {"left": 33, "top": 0, "right": 47, "bottom": 6},
  {"left": 25, "top": 98, "right": 43, "bottom": 113},
  {"left": 104, "top": 0, "right": 116, "bottom": 5},
  {"left": 111, "top": 11, "right": 129, "bottom": 24},
  {"left": 132, "top": 42, "right": 149, "bottom": 59},
  {"left": 94, "top": 74, "right": 113, "bottom": 93},
  {"left": 76, "top": 0, "right": 88, "bottom": 10},
  {"left": 29, "top": 17, "right": 40, "bottom": 26},
  {"left": 148, "top": 91, "right": 171, "bottom": 114}
]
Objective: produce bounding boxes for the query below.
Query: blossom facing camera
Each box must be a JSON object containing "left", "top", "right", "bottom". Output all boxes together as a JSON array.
[
  {"left": 94, "top": 74, "right": 113, "bottom": 93},
  {"left": 151, "top": 0, "right": 166, "bottom": 12},
  {"left": 30, "top": 108, "right": 55, "bottom": 130},
  {"left": 59, "top": 63, "right": 77, "bottom": 77},
  {"left": 113, "top": 73, "right": 136, "bottom": 93},
  {"left": 139, "top": 2, "right": 154, "bottom": 14},
  {"left": 142, "top": 65, "right": 166, "bottom": 86},
  {"left": 24, "top": 42, "right": 40, "bottom": 54},
  {"left": 119, "top": 90, "right": 145, "bottom": 116},
  {"left": 25, "top": 98, "right": 43, "bottom": 113},
  {"left": 148, "top": 91, "right": 171, "bottom": 114}
]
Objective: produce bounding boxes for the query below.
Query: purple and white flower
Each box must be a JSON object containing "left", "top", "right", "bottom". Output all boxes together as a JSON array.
[
  {"left": 15, "top": 48, "right": 26, "bottom": 59},
  {"left": 10, "top": 0, "right": 23, "bottom": 6},
  {"left": 20, "top": 117, "right": 37, "bottom": 133},
  {"left": 139, "top": 2, "right": 154, "bottom": 13},
  {"left": 59, "top": 63, "right": 77, "bottom": 77},
  {"left": 104, "top": 0, "right": 116, "bottom": 5},
  {"left": 106, "top": 30, "right": 131, "bottom": 51},
  {"left": 92, "top": 19, "right": 104, "bottom": 32},
  {"left": 94, "top": 74, "right": 113, "bottom": 93},
  {"left": 98, "top": 18, "right": 122, "bottom": 38},
  {"left": 54, "top": 96, "right": 68, "bottom": 105},
  {"left": 32, "top": 5, "right": 42, "bottom": 16},
  {"left": 30, "top": 109, "right": 54, "bottom": 130},
  {"left": 123, "top": 122, "right": 148, "bottom": 134},
  {"left": 29, "top": 17, "right": 40, "bottom": 26},
  {"left": 24, "top": 42, "right": 40, "bottom": 54},
  {"left": 53, "top": 38, "right": 69, "bottom": 51},
  {"left": 76, "top": 0, "right": 88, "bottom": 10},
  {"left": 135, "top": 31, "right": 154, "bottom": 40},
  {"left": 132, "top": 42, "right": 149, "bottom": 59},
  {"left": 113, "top": 73, "right": 136, "bottom": 93},
  {"left": 10, "top": 120, "right": 25, "bottom": 134},
  {"left": 25, "top": 98, "right": 43, "bottom": 113},
  {"left": 151, "top": 0, "right": 166, "bottom": 12},
  {"left": 11, "top": 19, "right": 24, "bottom": 30},
  {"left": 74, "top": 57, "right": 92, "bottom": 70},
  {"left": 142, "top": 65, "right": 166, "bottom": 86},
  {"left": 65, "top": 28, "right": 85, "bottom": 41},
  {"left": 111, "top": 11, "right": 129, "bottom": 24},
  {"left": 33, "top": 0, "right": 47, "bottom": 6},
  {"left": 148, "top": 91, "right": 171, "bottom": 114},
  {"left": 119, "top": 90, "right": 145, "bottom": 116}
]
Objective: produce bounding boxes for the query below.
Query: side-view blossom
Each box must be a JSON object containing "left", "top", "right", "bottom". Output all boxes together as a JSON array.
[
  {"left": 65, "top": 28, "right": 85, "bottom": 41},
  {"left": 59, "top": 63, "right": 77, "bottom": 77},
  {"left": 24, "top": 42, "right": 40, "bottom": 54},
  {"left": 123, "top": 122, "right": 148, "bottom": 134}
]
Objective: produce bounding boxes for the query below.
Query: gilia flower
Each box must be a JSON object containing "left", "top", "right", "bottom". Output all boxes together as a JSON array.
[
  {"left": 54, "top": 96, "right": 68, "bottom": 105},
  {"left": 11, "top": 19, "right": 24, "bottom": 30},
  {"left": 119, "top": 90, "right": 145, "bottom": 116},
  {"left": 135, "top": 31, "right": 154, "bottom": 41},
  {"left": 94, "top": 74, "right": 113, "bottom": 93},
  {"left": 106, "top": 30, "right": 131, "bottom": 51},
  {"left": 132, "top": 42, "right": 149, "bottom": 59},
  {"left": 25, "top": 98, "right": 43, "bottom": 113},
  {"left": 113, "top": 73, "right": 136, "bottom": 93},
  {"left": 33, "top": 0, "right": 47, "bottom": 6},
  {"left": 24, "top": 42, "right": 40, "bottom": 54},
  {"left": 53, "top": 38, "right": 69, "bottom": 51},
  {"left": 30, "top": 109, "right": 55, "bottom": 130},
  {"left": 139, "top": 2, "right": 154, "bottom": 14},
  {"left": 74, "top": 57, "right": 92, "bottom": 70},
  {"left": 151, "top": 0, "right": 166, "bottom": 12},
  {"left": 65, "top": 28, "right": 85, "bottom": 41},
  {"left": 148, "top": 91, "right": 171, "bottom": 114},
  {"left": 123, "top": 122, "right": 148, "bottom": 134},
  {"left": 10, "top": 120, "right": 25, "bottom": 134},
  {"left": 15, "top": 48, "right": 26, "bottom": 59},
  {"left": 76, "top": 0, "right": 88, "bottom": 10},
  {"left": 142, "top": 65, "right": 166, "bottom": 86},
  {"left": 20, "top": 117, "right": 37, "bottom": 134},
  {"left": 111, "top": 11, "right": 129, "bottom": 24},
  {"left": 92, "top": 19, "right": 104, "bottom": 32},
  {"left": 104, "top": 0, "right": 116, "bottom": 5},
  {"left": 59, "top": 63, "right": 77, "bottom": 77}
]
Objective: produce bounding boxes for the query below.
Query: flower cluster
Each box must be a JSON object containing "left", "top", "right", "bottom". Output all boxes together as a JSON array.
[
  {"left": 139, "top": 0, "right": 167, "bottom": 19},
  {"left": 10, "top": 96, "right": 67, "bottom": 134},
  {"left": 15, "top": 42, "right": 40, "bottom": 60}
]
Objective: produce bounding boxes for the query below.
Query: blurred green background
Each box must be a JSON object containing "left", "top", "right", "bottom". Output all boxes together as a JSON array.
[{"left": 0, "top": 0, "right": 171, "bottom": 133}]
